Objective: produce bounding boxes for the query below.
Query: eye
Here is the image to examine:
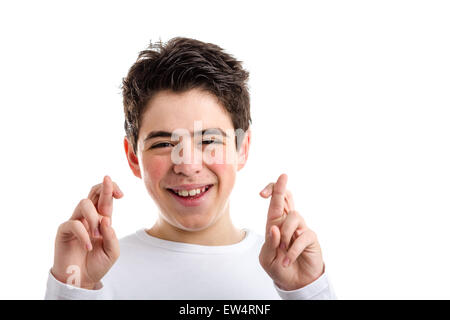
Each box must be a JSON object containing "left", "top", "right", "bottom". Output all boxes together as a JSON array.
[
  {"left": 202, "top": 139, "right": 219, "bottom": 145},
  {"left": 150, "top": 142, "right": 173, "bottom": 149},
  {"left": 201, "top": 136, "right": 223, "bottom": 145}
]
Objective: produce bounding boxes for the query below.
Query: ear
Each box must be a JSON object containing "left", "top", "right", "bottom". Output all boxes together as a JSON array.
[
  {"left": 124, "top": 136, "right": 142, "bottom": 179},
  {"left": 237, "top": 128, "right": 251, "bottom": 171}
]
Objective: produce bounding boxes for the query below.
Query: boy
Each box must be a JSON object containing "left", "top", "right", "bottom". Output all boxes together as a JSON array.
[{"left": 45, "top": 37, "right": 335, "bottom": 299}]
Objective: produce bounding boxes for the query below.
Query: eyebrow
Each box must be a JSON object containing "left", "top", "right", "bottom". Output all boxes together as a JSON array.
[{"left": 143, "top": 128, "right": 229, "bottom": 142}]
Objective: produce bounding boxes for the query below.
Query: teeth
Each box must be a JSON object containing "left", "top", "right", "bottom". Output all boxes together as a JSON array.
[{"left": 174, "top": 186, "right": 208, "bottom": 197}]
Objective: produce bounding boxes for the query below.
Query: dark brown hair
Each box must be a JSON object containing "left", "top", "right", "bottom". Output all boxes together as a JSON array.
[{"left": 122, "top": 37, "right": 251, "bottom": 154}]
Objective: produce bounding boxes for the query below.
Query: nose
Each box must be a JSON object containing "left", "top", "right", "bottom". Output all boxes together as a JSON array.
[
  {"left": 173, "top": 161, "right": 203, "bottom": 176},
  {"left": 172, "top": 139, "right": 203, "bottom": 176}
]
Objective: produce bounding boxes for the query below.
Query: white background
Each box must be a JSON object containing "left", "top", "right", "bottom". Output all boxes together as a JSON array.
[{"left": 0, "top": 0, "right": 449, "bottom": 299}]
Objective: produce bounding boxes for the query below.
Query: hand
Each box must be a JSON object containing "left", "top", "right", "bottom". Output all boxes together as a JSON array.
[
  {"left": 258, "top": 174, "right": 325, "bottom": 291},
  {"left": 51, "top": 176, "right": 123, "bottom": 289}
]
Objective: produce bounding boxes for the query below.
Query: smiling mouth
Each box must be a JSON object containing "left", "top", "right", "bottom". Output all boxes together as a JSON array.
[{"left": 166, "top": 184, "right": 214, "bottom": 199}]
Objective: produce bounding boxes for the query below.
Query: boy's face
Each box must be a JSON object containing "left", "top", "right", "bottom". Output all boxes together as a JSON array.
[{"left": 125, "top": 88, "right": 250, "bottom": 232}]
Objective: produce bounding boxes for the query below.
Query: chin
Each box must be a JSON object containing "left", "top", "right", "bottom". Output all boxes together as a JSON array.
[{"left": 172, "top": 213, "right": 217, "bottom": 232}]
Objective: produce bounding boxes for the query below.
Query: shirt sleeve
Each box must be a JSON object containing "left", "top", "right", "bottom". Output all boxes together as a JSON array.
[
  {"left": 273, "top": 270, "right": 337, "bottom": 300},
  {"left": 44, "top": 269, "right": 108, "bottom": 300}
]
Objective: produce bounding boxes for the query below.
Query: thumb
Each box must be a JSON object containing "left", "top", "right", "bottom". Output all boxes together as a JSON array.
[
  {"left": 268, "top": 225, "right": 281, "bottom": 250},
  {"left": 100, "top": 217, "right": 120, "bottom": 262},
  {"left": 260, "top": 225, "right": 281, "bottom": 268}
]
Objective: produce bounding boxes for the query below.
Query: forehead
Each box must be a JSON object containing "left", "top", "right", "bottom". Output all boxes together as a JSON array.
[{"left": 139, "top": 88, "right": 234, "bottom": 136}]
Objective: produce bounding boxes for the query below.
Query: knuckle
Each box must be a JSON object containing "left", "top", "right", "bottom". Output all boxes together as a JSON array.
[
  {"left": 280, "top": 235, "right": 290, "bottom": 246},
  {"left": 285, "top": 250, "right": 293, "bottom": 260},
  {"left": 287, "top": 251, "right": 297, "bottom": 262},
  {"left": 279, "top": 222, "right": 288, "bottom": 235},
  {"left": 309, "top": 230, "right": 317, "bottom": 241},
  {"left": 76, "top": 198, "right": 84, "bottom": 207},
  {"left": 258, "top": 251, "right": 265, "bottom": 266},
  {"left": 111, "top": 249, "right": 120, "bottom": 262},
  {"left": 292, "top": 211, "right": 305, "bottom": 224},
  {"left": 273, "top": 204, "right": 284, "bottom": 213},
  {"left": 81, "top": 199, "right": 95, "bottom": 213},
  {"left": 66, "top": 220, "right": 83, "bottom": 232},
  {"left": 303, "top": 229, "right": 316, "bottom": 241},
  {"left": 272, "top": 189, "right": 284, "bottom": 197},
  {"left": 79, "top": 198, "right": 91, "bottom": 209},
  {"left": 57, "top": 222, "right": 66, "bottom": 233},
  {"left": 286, "top": 209, "right": 296, "bottom": 217},
  {"left": 70, "top": 219, "right": 82, "bottom": 229}
]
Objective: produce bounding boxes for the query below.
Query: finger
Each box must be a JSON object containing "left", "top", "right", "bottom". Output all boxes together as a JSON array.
[
  {"left": 59, "top": 220, "right": 93, "bottom": 251},
  {"left": 88, "top": 181, "right": 123, "bottom": 208},
  {"left": 112, "top": 181, "right": 124, "bottom": 198},
  {"left": 98, "top": 175, "right": 114, "bottom": 217},
  {"left": 283, "top": 196, "right": 290, "bottom": 216},
  {"left": 80, "top": 218, "right": 90, "bottom": 234},
  {"left": 259, "top": 183, "right": 274, "bottom": 198},
  {"left": 267, "top": 174, "right": 288, "bottom": 225},
  {"left": 292, "top": 228, "right": 303, "bottom": 242},
  {"left": 279, "top": 210, "right": 306, "bottom": 250},
  {"left": 99, "top": 217, "right": 120, "bottom": 262},
  {"left": 285, "top": 190, "right": 295, "bottom": 212},
  {"left": 283, "top": 230, "right": 317, "bottom": 267},
  {"left": 260, "top": 183, "right": 293, "bottom": 205},
  {"left": 88, "top": 184, "right": 102, "bottom": 201},
  {"left": 71, "top": 199, "right": 101, "bottom": 238},
  {"left": 262, "top": 187, "right": 293, "bottom": 214},
  {"left": 259, "top": 225, "right": 281, "bottom": 268},
  {"left": 261, "top": 184, "right": 294, "bottom": 218}
]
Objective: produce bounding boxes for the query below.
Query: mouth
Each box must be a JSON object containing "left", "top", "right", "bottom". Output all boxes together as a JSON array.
[{"left": 166, "top": 184, "right": 214, "bottom": 207}]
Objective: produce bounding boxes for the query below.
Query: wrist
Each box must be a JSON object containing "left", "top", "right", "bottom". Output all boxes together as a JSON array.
[
  {"left": 80, "top": 282, "right": 97, "bottom": 290},
  {"left": 50, "top": 267, "right": 99, "bottom": 290},
  {"left": 276, "top": 264, "right": 325, "bottom": 291}
]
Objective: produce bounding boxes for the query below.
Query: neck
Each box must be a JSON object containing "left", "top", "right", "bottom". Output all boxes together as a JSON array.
[{"left": 146, "top": 205, "right": 245, "bottom": 246}]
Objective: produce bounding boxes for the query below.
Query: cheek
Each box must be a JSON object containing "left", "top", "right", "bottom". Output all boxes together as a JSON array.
[
  {"left": 143, "top": 156, "right": 170, "bottom": 188},
  {"left": 209, "top": 163, "right": 236, "bottom": 191},
  {"left": 203, "top": 143, "right": 237, "bottom": 165}
]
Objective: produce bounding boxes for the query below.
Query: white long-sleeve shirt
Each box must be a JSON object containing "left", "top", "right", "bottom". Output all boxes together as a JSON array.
[{"left": 45, "top": 228, "right": 336, "bottom": 299}]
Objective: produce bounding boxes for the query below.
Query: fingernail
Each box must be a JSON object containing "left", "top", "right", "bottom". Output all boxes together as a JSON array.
[
  {"left": 279, "top": 242, "right": 286, "bottom": 250},
  {"left": 94, "top": 228, "right": 100, "bottom": 237},
  {"left": 282, "top": 257, "right": 290, "bottom": 267},
  {"left": 86, "top": 243, "right": 92, "bottom": 251}
]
